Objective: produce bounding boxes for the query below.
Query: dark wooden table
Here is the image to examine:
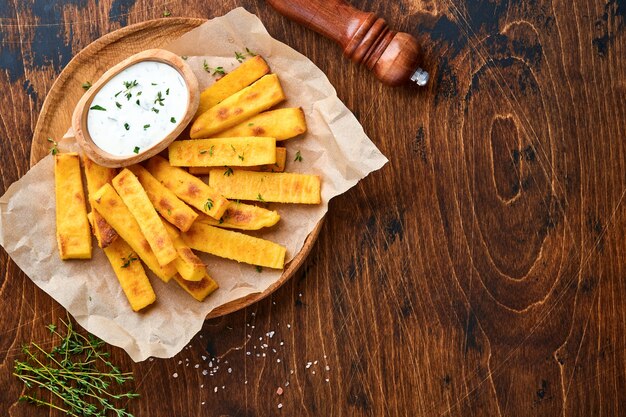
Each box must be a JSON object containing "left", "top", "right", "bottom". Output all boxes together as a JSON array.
[{"left": 2, "top": 0, "right": 626, "bottom": 415}]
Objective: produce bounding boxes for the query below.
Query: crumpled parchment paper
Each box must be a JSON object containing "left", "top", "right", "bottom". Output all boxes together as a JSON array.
[{"left": 0, "top": 7, "right": 387, "bottom": 362}]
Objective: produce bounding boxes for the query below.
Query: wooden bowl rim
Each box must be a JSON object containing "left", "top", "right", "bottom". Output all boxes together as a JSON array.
[{"left": 29, "top": 16, "right": 325, "bottom": 320}]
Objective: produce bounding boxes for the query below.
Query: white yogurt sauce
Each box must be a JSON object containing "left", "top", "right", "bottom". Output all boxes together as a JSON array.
[{"left": 87, "top": 60, "right": 189, "bottom": 156}]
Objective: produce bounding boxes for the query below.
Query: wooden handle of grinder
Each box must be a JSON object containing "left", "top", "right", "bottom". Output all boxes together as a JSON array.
[{"left": 265, "top": 0, "right": 428, "bottom": 86}]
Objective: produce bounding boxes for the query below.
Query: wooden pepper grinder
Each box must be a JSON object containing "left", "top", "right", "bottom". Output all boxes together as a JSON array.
[{"left": 266, "top": 0, "right": 429, "bottom": 87}]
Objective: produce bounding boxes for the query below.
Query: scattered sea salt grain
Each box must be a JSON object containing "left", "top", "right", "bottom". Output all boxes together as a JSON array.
[
  {"left": 194, "top": 364, "right": 200, "bottom": 369},
  {"left": 277, "top": 359, "right": 281, "bottom": 363},
  {"left": 201, "top": 384, "right": 204, "bottom": 388},
  {"left": 314, "top": 360, "right": 318, "bottom": 365},
  {"left": 306, "top": 362, "right": 312, "bottom": 369},
  {"left": 312, "top": 371, "right": 316, "bottom": 375},
  {"left": 172, "top": 373, "right": 178, "bottom": 378},
  {"left": 277, "top": 387, "right": 284, "bottom": 395},
  {"left": 202, "top": 355, "right": 207, "bottom": 360},
  {"left": 267, "top": 331, "right": 275, "bottom": 338},
  {"left": 278, "top": 403, "right": 283, "bottom": 409},
  {"left": 287, "top": 324, "right": 291, "bottom": 329},
  {"left": 149, "top": 358, "right": 154, "bottom": 362},
  {"left": 202, "top": 402, "right": 205, "bottom": 405},
  {"left": 263, "top": 353, "right": 267, "bottom": 357},
  {"left": 325, "top": 378, "right": 329, "bottom": 382},
  {"left": 285, "top": 381, "right": 290, "bottom": 387},
  {"left": 202, "top": 370, "right": 208, "bottom": 376},
  {"left": 251, "top": 312, "right": 256, "bottom": 316},
  {"left": 178, "top": 360, "right": 182, "bottom": 365},
  {"left": 214, "top": 387, "right": 218, "bottom": 393},
  {"left": 245, "top": 380, "right": 248, "bottom": 384},
  {"left": 246, "top": 351, "right": 251, "bottom": 356},
  {"left": 228, "top": 368, "right": 232, "bottom": 373},
  {"left": 280, "top": 341, "right": 284, "bottom": 346}
]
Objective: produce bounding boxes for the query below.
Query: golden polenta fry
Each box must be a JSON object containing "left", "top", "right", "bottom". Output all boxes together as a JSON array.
[
  {"left": 145, "top": 156, "right": 229, "bottom": 220},
  {"left": 168, "top": 137, "right": 276, "bottom": 167},
  {"left": 55, "top": 153, "right": 92, "bottom": 259},
  {"left": 195, "top": 55, "right": 270, "bottom": 118},
  {"left": 87, "top": 211, "right": 118, "bottom": 249},
  {"left": 188, "top": 147, "right": 286, "bottom": 175},
  {"left": 82, "top": 156, "right": 118, "bottom": 248},
  {"left": 196, "top": 201, "right": 280, "bottom": 230},
  {"left": 91, "top": 183, "right": 177, "bottom": 282},
  {"left": 190, "top": 74, "right": 286, "bottom": 138},
  {"left": 172, "top": 273, "right": 219, "bottom": 302},
  {"left": 208, "top": 170, "right": 321, "bottom": 204},
  {"left": 182, "top": 222, "right": 286, "bottom": 269},
  {"left": 127, "top": 165, "right": 198, "bottom": 232},
  {"left": 161, "top": 220, "right": 206, "bottom": 281},
  {"left": 112, "top": 169, "right": 178, "bottom": 266},
  {"left": 103, "top": 238, "right": 156, "bottom": 312},
  {"left": 214, "top": 108, "right": 307, "bottom": 141}
]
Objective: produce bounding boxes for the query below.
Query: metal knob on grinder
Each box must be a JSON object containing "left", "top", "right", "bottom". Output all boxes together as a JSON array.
[{"left": 266, "top": 0, "right": 429, "bottom": 87}]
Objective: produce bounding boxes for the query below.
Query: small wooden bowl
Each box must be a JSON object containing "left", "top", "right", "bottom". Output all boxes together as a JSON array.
[{"left": 72, "top": 48, "right": 199, "bottom": 168}]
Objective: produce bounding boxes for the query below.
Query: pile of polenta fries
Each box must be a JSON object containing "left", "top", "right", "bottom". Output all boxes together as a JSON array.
[{"left": 54, "top": 55, "right": 321, "bottom": 312}]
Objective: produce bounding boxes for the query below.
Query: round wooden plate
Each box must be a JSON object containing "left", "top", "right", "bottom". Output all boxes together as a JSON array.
[{"left": 30, "top": 17, "right": 323, "bottom": 319}]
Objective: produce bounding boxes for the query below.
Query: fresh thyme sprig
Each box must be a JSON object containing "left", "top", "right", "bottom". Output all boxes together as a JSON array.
[
  {"left": 13, "top": 316, "right": 139, "bottom": 417},
  {"left": 47, "top": 138, "right": 59, "bottom": 155}
]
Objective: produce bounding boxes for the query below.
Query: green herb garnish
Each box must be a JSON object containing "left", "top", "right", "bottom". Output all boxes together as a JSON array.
[
  {"left": 47, "top": 138, "right": 58, "bottom": 155},
  {"left": 204, "top": 198, "right": 214, "bottom": 212},
  {"left": 170, "top": 117, "right": 176, "bottom": 123},
  {"left": 224, "top": 167, "right": 233, "bottom": 176},
  {"left": 135, "top": 99, "right": 140, "bottom": 106},
  {"left": 81, "top": 81, "right": 92, "bottom": 91},
  {"left": 133, "top": 146, "right": 140, "bottom": 154},
  {"left": 115, "top": 101, "right": 122, "bottom": 109},
  {"left": 255, "top": 266, "right": 262, "bottom": 273},
  {"left": 143, "top": 124, "right": 150, "bottom": 130},
  {"left": 154, "top": 91, "right": 165, "bottom": 106},
  {"left": 163, "top": 8, "right": 171, "bottom": 17},
  {"left": 199, "top": 150, "right": 208, "bottom": 154},
  {"left": 203, "top": 60, "right": 211, "bottom": 72},
  {"left": 89, "top": 104, "right": 106, "bottom": 111},
  {"left": 209, "top": 145, "right": 214, "bottom": 156},
  {"left": 124, "top": 123, "right": 130, "bottom": 131},
  {"left": 294, "top": 150, "right": 303, "bottom": 162},
  {"left": 115, "top": 91, "right": 122, "bottom": 97},
  {"left": 235, "top": 51, "right": 245, "bottom": 62},
  {"left": 151, "top": 107, "right": 159, "bottom": 114},
  {"left": 121, "top": 253, "right": 138, "bottom": 267},
  {"left": 257, "top": 193, "right": 265, "bottom": 202},
  {"left": 166, "top": 88, "right": 170, "bottom": 95},
  {"left": 13, "top": 316, "right": 139, "bottom": 417},
  {"left": 181, "top": 56, "right": 188, "bottom": 60},
  {"left": 238, "top": 154, "right": 244, "bottom": 161},
  {"left": 213, "top": 66, "right": 225, "bottom": 76},
  {"left": 246, "top": 47, "right": 256, "bottom": 57}
]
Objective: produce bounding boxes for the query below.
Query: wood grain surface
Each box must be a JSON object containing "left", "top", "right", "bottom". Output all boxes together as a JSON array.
[{"left": 1, "top": 0, "right": 625, "bottom": 416}]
